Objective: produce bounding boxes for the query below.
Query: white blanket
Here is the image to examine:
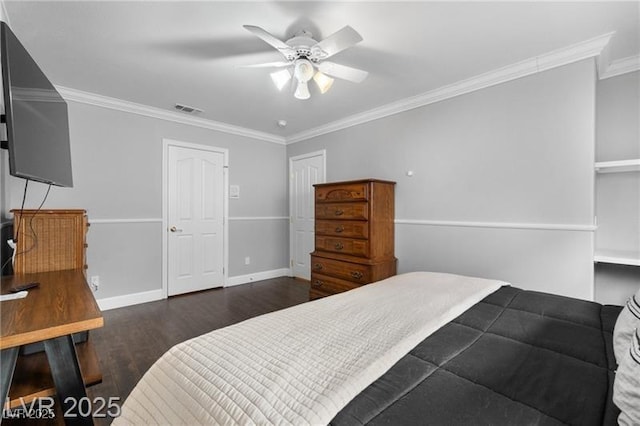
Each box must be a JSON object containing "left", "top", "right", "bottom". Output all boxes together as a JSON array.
[{"left": 116, "top": 272, "right": 505, "bottom": 425}]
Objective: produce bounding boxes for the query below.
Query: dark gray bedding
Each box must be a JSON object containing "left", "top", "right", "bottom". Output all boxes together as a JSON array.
[{"left": 331, "top": 286, "right": 622, "bottom": 426}]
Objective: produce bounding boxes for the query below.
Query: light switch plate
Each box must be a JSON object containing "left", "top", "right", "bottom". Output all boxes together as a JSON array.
[{"left": 230, "top": 185, "right": 240, "bottom": 199}]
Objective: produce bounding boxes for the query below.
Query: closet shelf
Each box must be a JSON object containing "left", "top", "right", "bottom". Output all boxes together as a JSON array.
[
  {"left": 594, "top": 249, "right": 640, "bottom": 266},
  {"left": 595, "top": 159, "right": 640, "bottom": 173}
]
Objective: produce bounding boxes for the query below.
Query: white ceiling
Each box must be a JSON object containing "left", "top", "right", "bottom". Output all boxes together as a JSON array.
[{"left": 3, "top": 1, "right": 639, "bottom": 140}]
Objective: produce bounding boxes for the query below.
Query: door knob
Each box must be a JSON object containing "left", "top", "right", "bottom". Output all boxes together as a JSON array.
[{"left": 170, "top": 226, "right": 183, "bottom": 233}]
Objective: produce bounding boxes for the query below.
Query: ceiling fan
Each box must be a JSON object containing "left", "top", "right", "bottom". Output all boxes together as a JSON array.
[{"left": 242, "top": 25, "right": 368, "bottom": 100}]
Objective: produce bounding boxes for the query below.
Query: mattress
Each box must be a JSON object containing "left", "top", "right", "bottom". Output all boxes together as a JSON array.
[{"left": 331, "top": 286, "right": 623, "bottom": 425}]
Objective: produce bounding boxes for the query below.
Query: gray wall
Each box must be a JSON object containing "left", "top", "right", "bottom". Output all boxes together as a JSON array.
[
  {"left": 4, "top": 57, "right": 631, "bottom": 304},
  {"left": 288, "top": 59, "right": 597, "bottom": 300},
  {"left": 2, "top": 101, "right": 289, "bottom": 299},
  {"left": 594, "top": 70, "right": 640, "bottom": 304}
]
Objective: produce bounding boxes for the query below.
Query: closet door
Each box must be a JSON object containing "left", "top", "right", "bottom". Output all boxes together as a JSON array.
[
  {"left": 289, "top": 151, "right": 326, "bottom": 280},
  {"left": 167, "top": 145, "right": 224, "bottom": 296}
]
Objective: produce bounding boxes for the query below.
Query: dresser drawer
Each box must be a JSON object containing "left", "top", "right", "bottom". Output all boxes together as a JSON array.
[
  {"left": 311, "top": 256, "right": 371, "bottom": 282},
  {"left": 315, "top": 182, "right": 369, "bottom": 202},
  {"left": 315, "top": 220, "right": 369, "bottom": 239},
  {"left": 310, "top": 273, "right": 362, "bottom": 295},
  {"left": 315, "top": 203, "right": 368, "bottom": 220},
  {"left": 315, "top": 236, "right": 369, "bottom": 257}
]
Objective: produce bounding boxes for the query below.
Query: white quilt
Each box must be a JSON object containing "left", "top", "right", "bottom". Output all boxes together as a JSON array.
[{"left": 116, "top": 272, "right": 505, "bottom": 425}]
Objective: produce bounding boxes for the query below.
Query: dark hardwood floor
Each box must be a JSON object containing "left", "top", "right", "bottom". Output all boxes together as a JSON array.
[{"left": 84, "top": 276, "right": 309, "bottom": 424}]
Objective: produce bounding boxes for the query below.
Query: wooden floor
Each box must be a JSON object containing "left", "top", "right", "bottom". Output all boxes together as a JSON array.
[{"left": 82, "top": 277, "right": 309, "bottom": 424}]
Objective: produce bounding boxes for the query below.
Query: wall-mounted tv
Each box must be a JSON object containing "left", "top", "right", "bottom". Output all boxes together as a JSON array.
[{"left": 1, "top": 21, "right": 73, "bottom": 187}]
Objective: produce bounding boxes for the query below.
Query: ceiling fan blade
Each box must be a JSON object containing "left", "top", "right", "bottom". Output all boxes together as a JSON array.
[
  {"left": 238, "top": 61, "right": 292, "bottom": 68},
  {"left": 243, "top": 25, "right": 293, "bottom": 58},
  {"left": 313, "top": 26, "right": 363, "bottom": 59},
  {"left": 317, "top": 61, "right": 368, "bottom": 83}
]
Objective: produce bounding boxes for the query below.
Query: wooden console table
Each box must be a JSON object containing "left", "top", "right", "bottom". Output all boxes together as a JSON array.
[{"left": 1, "top": 269, "right": 103, "bottom": 424}]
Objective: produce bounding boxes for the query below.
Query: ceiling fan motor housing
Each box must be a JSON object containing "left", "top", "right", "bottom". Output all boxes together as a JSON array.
[{"left": 286, "top": 31, "right": 326, "bottom": 62}]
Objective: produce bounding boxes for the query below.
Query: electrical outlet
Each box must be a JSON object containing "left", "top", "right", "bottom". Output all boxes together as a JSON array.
[
  {"left": 90, "top": 275, "right": 100, "bottom": 292},
  {"left": 244, "top": 256, "right": 251, "bottom": 265}
]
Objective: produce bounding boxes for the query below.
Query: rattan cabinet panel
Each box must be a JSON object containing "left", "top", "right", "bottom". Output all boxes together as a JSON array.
[{"left": 11, "top": 209, "right": 88, "bottom": 274}]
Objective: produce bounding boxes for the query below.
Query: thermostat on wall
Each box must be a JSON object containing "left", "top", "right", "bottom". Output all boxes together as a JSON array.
[{"left": 230, "top": 185, "right": 240, "bottom": 199}]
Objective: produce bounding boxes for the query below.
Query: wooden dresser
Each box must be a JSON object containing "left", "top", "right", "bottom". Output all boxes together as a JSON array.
[
  {"left": 310, "top": 179, "right": 396, "bottom": 299},
  {"left": 11, "top": 209, "right": 88, "bottom": 274}
]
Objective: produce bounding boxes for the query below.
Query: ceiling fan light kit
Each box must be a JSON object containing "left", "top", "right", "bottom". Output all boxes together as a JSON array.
[
  {"left": 294, "top": 80, "right": 311, "bottom": 100},
  {"left": 270, "top": 69, "right": 291, "bottom": 91},
  {"left": 313, "top": 71, "right": 334, "bottom": 94},
  {"left": 243, "top": 24, "right": 368, "bottom": 100}
]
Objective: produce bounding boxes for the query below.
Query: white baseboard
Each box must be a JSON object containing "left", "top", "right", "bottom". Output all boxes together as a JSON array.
[
  {"left": 226, "top": 268, "right": 292, "bottom": 287},
  {"left": 97, "top": 289, "right": 164, "bottom": 311},
  {"left": 96, "top": 268, "right": 292, "bottom": 310}
]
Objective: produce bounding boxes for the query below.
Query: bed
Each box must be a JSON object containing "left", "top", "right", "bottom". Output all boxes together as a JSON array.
[{"left": 115, "top": 272, "right": 626, "bottom": 425}]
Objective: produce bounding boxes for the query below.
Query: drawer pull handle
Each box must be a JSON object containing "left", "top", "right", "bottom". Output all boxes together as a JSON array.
[
  {"left": 314, "top": 263, "right": 323, "bottom": 270},
  {"left": 314, "top": 280, "right": 324, "bottom": 287},
  {"left": 351, "top": 271, "right": 363, "bottom": 280},
  {"left": 334, "top": 210, "right": 344, "bottom": 216},
  {"left": 335, "top": 226, "right": 344, "bottom": 233},
  {"left": 334, "top": 242, "right": 344, "bottom": 250}
]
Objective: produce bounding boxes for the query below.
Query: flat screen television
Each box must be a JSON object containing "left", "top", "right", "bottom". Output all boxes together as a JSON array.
[{"left": 1, "top": 21, "right": 73, "bottom": 187}]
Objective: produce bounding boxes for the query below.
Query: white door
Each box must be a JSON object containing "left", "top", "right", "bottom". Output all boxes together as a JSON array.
[
  {"left": 167, "top": 145, "right": 225, "bottom": 296},
  {"left": 289, "top": 151, "right": 326, "bottom": 280}
]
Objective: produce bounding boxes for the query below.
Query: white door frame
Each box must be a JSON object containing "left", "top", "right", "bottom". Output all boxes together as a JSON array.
[
  {"left": 162, "top": 138, "right": 229, "bottom": 298},
  {"left": 289, "top": 150, "right": 326, "bottom": 279}
]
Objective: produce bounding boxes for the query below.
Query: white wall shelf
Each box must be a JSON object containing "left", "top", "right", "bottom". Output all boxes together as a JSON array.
[
  {"left": 593, "top": 159, "right": 640, "bottom": 268},
  {"left": 595, "top": 159, "right": 640, "bottom": 173},
  {"left": 594, "top": 249, "right": 640, "bottom": 266}
]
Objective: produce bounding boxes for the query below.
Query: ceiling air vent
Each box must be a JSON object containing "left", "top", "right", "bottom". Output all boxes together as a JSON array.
[{"left": 174, "top": 103, "right": 204, "bottom": 115}]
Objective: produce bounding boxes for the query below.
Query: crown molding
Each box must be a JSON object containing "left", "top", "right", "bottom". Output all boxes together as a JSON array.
[
  {"left": 55, "top": 86, "right": 287, "bottom": 145},
  {"left": 599, "top": 55, "right": 640, "bottom": 80},
  {"left": 53, "top": 31, "right": 633, "bottom": 147},
  {"left": 285, "top": 32, "right": 614, "bottom": 144}
]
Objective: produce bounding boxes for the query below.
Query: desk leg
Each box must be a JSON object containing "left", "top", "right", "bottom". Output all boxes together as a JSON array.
[
  {"left": 44, "top": 335, "right": 93, "bottom": 426},
  {"left": 0, "top": 347, "right": 19, "bottom": 412}
]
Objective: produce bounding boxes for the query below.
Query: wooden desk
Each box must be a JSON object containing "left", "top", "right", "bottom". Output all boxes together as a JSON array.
[{"left": 1, "top": 269, "right": 103, "bottom": 425}]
